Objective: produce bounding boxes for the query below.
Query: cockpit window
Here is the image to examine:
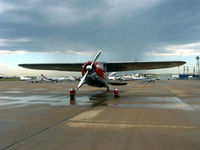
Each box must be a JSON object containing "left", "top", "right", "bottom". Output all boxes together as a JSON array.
[{"left": 96, "top": 64, "right": 104, "bottom": 70}]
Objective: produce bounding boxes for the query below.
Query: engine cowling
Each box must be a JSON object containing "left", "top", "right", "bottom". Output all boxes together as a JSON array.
[
  {"left": 81, "top": 61, "right": 106, "bottom": 79},
  {"left": 81, "top": 61, "right": 94, "bottom": 76}
]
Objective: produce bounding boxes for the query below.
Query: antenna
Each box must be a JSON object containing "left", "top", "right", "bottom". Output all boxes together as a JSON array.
[
  {"left": 196, "top": 56, "right": 199, "bottom": 75},
  {"left": 193, "top": 67, "right": 195, "bottom": 75},
  {"left": 187, "top": 66, "right": 189, "bottom": 74},
  {"left": 183, "top": 66, "right": 186, "bottom": 74}
]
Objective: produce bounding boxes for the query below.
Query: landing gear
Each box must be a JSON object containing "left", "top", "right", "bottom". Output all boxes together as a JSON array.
[
  {"left": 106, "top": 87, "right": 110, "bottom": 92},
  {"left": 114, "top": 88, "right": 119, "bottom": 97},
  {"left": 69, "top": 88, "right": 76, "bottom": 105},
  {"left": 69, "top": 88, "right": 76, "bottom": 99}
]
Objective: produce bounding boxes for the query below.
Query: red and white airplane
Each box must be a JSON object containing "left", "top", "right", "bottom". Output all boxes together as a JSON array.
[{"left": 19, "top": 51, "right": 185, "bottom": 97}]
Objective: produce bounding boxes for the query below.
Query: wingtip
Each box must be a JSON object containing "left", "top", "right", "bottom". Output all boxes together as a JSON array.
[
  {"left": 177, "top": 61, "right": 186, "bottom": 67},
  {"left": 18, "top": 64, "right": 26, "bottom": 68},
  {"left": 182, "top": 61, "right": 187, "bottom": 65},
  {"left": 18, "top": 64, "right": 25, "bottom": 66}
]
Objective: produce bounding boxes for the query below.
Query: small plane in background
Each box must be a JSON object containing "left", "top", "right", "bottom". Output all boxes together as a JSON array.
[
  {"left": 19, "top": 51, "right": 185, "bottom": 97},
  {"left": 119, "top": 74, "right": 146, "bottom": 81},
  {"left": 108, "top": 72, "right": 117, "bottom": 81},
  {"left": 41, "top": 74, "right": 76, "bottom": 82},
  {"left": 41, "top": 74, "right": 59, "bottom": 83},
  {"left": 20, "top": 75, "right": 42, "bottom": 83},
  {"left": 20, "top": 74, "right": 59, "bottom": 83},
  {"left": 20, "top": 75, "right": 32, "bottom": 81},
  {"left": 0, "top": 74, "right": 4, "bottom": 79},
  {"left": 133, "top": 73, "right": 146, "bottom": 80},
  {"left": 144, "top": 75, "right": 156, "bottom": 83},
  {"left": 108, "top": 73, "right": 145, "bottom": 81},
  {"left": 20, "top": 74, "right": 75, "bottom": 83},
  {"left": 64, "top": 76, "right": 76, "bottom": 82}
]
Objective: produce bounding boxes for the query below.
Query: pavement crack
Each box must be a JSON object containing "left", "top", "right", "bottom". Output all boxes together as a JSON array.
[{"left": 1, "top": 106, "right": 93, "bottom": 150}]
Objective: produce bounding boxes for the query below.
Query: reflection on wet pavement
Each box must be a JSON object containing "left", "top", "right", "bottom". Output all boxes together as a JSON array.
[
  {"left": 1, "top": 87, "right": 199, "bottom": 111},
  {"left": 1, "top": 80, "right": 200, "bottom": 150},
  {"left": 1, "top": 91, "right": 25, "bottom": 94},
  {"left": 106, "top": 96, "right": 195, "bottom": 111},
  {"left": 108, "top": 103, "right": 194, "bottom": 111}
]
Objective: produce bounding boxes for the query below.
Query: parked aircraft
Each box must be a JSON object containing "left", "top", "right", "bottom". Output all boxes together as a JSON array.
[
  {"left": 41, "top": 74, "right": 76, "bottom": 82},
  {"left": 19, "top": 51, "right": 185, "bottom": 97},
  {"left": 113, "top": 73, "right": 146, "bottom": 81},
  {"left": 20, "top": 74, "right": 75, "bottom": 84},
  {"left": 20, "top": 75, "right": 32, "bottom": 81},
  {"left": 64, "top": 76, "right": 76, "bottom": 82},
  {"left": 0, "top": 74, "right": 4, "bottom": 79},
  {"left": 41, "top": 74, "right": 60, "bottom": 83},
  {"left": 20, "top": 75, "right": 42, "bottom": 83},
  {"left": 108, "top": 72, "right": 117, "bottom": 81},
  {"left": 144, "top": 75, "right": 156, "bottom": 82},
  {"left": 133, "top": 73, "right": 146, "bottom": 80}
]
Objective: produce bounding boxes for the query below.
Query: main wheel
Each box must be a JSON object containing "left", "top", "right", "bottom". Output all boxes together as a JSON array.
[
  {"left": 69, "top": 88, "right": 76, "bottom": 98},
  {"left": 114, "top": 89, "right": 119, "bottom": 97}
]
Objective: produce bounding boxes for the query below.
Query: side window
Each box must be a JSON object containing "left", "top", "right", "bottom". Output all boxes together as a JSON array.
[{"left": 97, "top": 64, "right": 103, "bottom": 69}]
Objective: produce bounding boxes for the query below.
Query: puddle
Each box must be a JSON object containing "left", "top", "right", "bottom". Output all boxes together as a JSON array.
[
  {"left": 128, "top": 97, "right": 182, "bottom": 103},
  {"left": 0, "top": 95, "right": 51, "bottom": 101},
  {"left": 107, "top": 97, "right": 194, "bottom": 111},
  {"left": 190, "top": 104, "right": 200, "bottom": 111},
  {"left": 1, "top": 91, "right": 24, "bottom": 94},
  {"left": 33, "top": 89, "right": 48, "bottom": 91},
  {"left": 9, "top": 88, "right": 21, "bottom": 90},
  {"left": 0, "top": 94, "right": 94, "bottom": 108},
  {"left": 0, "top": 90, "right": 115, "bottom": 109},
  {"left": 0, "top": 91, "right": 194, "bottom": 111},
  {"left": 108, "top": 103, "right": 193, "bottom": 111}
]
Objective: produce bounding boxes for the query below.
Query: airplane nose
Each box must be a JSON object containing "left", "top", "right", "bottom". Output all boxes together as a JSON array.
[{"left": 86, "top": 65, "right": 92, "bottom": 71}]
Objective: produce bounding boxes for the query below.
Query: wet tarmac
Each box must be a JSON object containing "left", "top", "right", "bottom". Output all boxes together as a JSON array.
[{"left": 1, "top": 80, "right": 200, "bottom": 150}]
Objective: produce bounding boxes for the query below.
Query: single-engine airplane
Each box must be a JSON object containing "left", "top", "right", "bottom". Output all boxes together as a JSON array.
[{"left": 19, "top": 51, "right": 185, "bottom": 97}]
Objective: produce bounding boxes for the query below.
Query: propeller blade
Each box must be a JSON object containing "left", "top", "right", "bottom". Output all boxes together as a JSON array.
[
  {"left": 91, "top": 50, "right": 101, "bottom": 66},
  {"left": 77, "top": 71, "right": 88, "bottom": 90},
  {"left": 76, "top": 50, "right": 101, "bottom": 93}
]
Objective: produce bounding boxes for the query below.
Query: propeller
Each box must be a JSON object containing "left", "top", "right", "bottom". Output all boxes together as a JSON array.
[{"left": 76, "top": 50, "right": 101, "bottom": 92}]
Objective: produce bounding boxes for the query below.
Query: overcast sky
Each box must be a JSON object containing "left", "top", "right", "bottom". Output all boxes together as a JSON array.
[{"left": 0, "top": 0, "right": 200, "bottom": 76}]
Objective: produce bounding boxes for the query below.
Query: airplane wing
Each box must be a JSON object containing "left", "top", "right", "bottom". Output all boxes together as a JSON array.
[
  {"left": 18, "top": 63, "right": 84, "bottom": 71},
  {"left": 19, "top": 61, "right": 185, "bottom": 72},
  {"left": 105, "top": 61, "right": 186, "bottom": 72}
]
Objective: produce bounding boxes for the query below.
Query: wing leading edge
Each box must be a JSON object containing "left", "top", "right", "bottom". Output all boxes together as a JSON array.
[
  {"left": 18, "top": 63, "right": 84, "bottom": 71},
  {"left": 105, "top": 61, "right": 186, "bottom": 72},
  {"left": 19, "top": 61, "right": 185, "bottom": 72}
]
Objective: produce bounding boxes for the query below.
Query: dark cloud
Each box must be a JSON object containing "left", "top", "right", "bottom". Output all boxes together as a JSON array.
[{"left": 0, "top": 0, "right": 200, "bottom": 60}]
